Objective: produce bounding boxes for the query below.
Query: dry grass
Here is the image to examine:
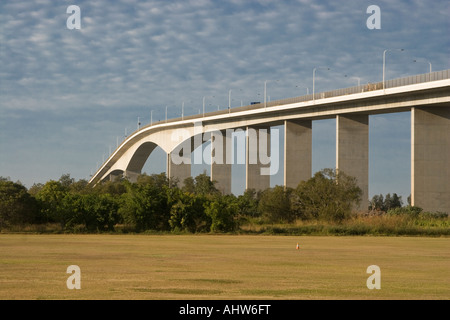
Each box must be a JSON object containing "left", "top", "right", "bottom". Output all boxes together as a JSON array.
[{"left": 0, "top": 234, "right": 449, "bottom": 300}]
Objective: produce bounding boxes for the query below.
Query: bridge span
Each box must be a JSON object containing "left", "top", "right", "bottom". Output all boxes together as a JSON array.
[{"left": 89, "top": 70, "right": 450, "bottom": 213}]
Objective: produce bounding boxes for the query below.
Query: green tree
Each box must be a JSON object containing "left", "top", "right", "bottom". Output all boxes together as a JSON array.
[
  {"left": 181, "top": 173, "right": 219, "bottom": 196},
  {"left": 384, "top": 193, "right": 403, "bottom": 211},
  {"left": 369, "top": 194, "right": 384, "bottom": 211},
  {"left": 137, "top": 173, "right": 173, "bottom": 189},
  {"left": 236, "top": 189, "right": 260, "bottom": 217},
  {"left": 258, "top": 186, "right": 294, "bottom": 223},
  {"left": 182, "top": 176, "right": 196, "bottom": 194},
  {"left": 0, "top": 179, "right": 38, "bottom": 228},
  {"left": 118, "top": 181, "right": 170, "bottom": 232},
  {"left": 35, "top": 180, "right": 69, "bottom": 227},
  {"left": 94, "top": 179, "right": 127, "bottom": 196},
  {"left": 369, "top": 193, "right": 403, "bottom": 212},
  {"left": 64, "top": 193, "right": 119, "bottom": 232},
  {"left": 292, "top": 169, "right": 362, "bottom": 222},
  {"left": 205, "top": 195, "right": 238, "bottom": 232},
  {"left": 169, "top": 191, "right": 210, "bottom": 233},
  {"left": 193, "top": 172, "right": 220, "bottom": 196}
]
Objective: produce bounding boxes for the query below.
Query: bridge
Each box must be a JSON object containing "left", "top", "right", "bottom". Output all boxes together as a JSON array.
[{"left": 89, "top": 70, "right": 450, "bottom": 213}]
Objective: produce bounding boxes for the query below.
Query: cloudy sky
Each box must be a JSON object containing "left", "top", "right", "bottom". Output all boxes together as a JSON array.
[{"left": 1, "top": 0, "right": 449, "bottom": 200}]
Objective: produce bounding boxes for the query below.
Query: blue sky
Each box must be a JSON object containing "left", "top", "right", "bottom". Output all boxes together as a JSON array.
[{"left": 1, "top": 0, "right": 449, "bottom": 201}]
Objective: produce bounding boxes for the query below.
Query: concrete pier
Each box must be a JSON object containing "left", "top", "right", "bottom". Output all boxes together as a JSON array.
[
  {"left": 284, "top": 120, "right": 312, "bottom": 189},
  {"left": 246, "top": 126, "right": 271, "bottom": 191},
  {"left": 336, "top": 114, "right": 369, "bottom": 210},
  {"left": 411, "top": 107, "right": 450, "bottom": 213},
  {"left": 210, "top": 130, "right": 232, "bottom": 194}
]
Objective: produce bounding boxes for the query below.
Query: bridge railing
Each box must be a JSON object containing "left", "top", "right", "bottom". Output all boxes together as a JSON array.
[
  {"left": 264, "top": 69, "right": 450, "bottom": 108},
  {"left": 145, "top": 69, "right": 449, "bottom": 128}
]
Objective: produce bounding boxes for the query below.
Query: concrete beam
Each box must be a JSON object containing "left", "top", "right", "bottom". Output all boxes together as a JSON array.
[
  {"left": 284, "top": 120, "right": 312, "bottom": 188},
  {"left": 411, "top": 107, "right": 450, "bottom": 213},
  {"left": 210, "top": 130, "right": 232, "bottom": 194},
  {"left": 246, "top": 126, "right": 270, "bottom": 191},
  {"left": 168, "top": 139, "right": 192, "bottom": 188},
  {"left": 124, "top": 170, "right": 140, "bottom": 183},
  {"left": 336, "top": 114, "right": 369, "bottom": 211}
]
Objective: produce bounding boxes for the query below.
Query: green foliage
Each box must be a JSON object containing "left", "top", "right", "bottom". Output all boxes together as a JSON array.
[
  {"left": 0, "top": 179, "right": 39, "bottom": 228},
  {"left": 369, "top": 193, "right": 403, "bottom": 211},
  {"left": 64, "top": 193, "right": 119, "bottom": 232},
  {"left": 35, "top": 180, "right": 69, "bottom": 227},
  {"left": 292, "top": 169, "right": 362, "bottom": 222},
  {"left": 258, "top": 186, "right": 295, "bottom": 223},
  {"left": 118, "top": 180, "right": 170, "bottom": 232},
  {"left": 205, "top": 195, "right": 238, "bottom": 232},
  {"left": 169, "top": 191, "right": 210, "bottom": 233},
  {"left": 1, "top": 170, "right": 447, "bottom": 236},
  {"left": 236, "top": 189, "right": 260, "bottom": 218},
  {"left": 387, "top": 206, "right": 423, "bottom": 217},
  {"left": 182, "top": 172, "right": 220, "bottom": 196}
]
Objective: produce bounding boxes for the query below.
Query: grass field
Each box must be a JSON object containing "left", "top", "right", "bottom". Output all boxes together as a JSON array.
[{"left": 0, "top": 234, "right": 448, "bottom": 300}]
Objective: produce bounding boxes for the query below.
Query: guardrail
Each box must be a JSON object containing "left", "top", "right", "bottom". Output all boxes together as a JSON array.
[{"left": 145, "top": 69, "right": 450, "bottom": 127}]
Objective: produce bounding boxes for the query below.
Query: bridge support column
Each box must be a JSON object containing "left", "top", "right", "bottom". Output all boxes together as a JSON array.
[
  {"left": 284, "top": 120, "right": 312, "bottom": 189},
  {"left": 246, "top": 126, "right": 271, "bottom": 192},
  {"left": 109, "top": 171, "right": 123, "bottom": 182},
  {"left": 124, "top": 170, "right": 140, "bottom": 183},
  {"left": 210, "top": 130, "right": 232, "bottom": 194},
  {"left": 168, "top": 138, "right": 193, "bottom": 188},
  {"left": 411, "top": 107, "right": 450, "bottom": 213},
  {"left": 336, "top": 114, "right": 369, "bottom": 211}
]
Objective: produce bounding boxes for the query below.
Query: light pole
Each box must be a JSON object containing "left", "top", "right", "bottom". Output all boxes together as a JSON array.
[
  {"left": 413, "top": 58, "right": 432, "bottom": 81},
  {"left": 344, "top": 75, "right": 361, "bottom": 86},
  {"left": 182, "top": 101, "right": 184, "bottom": 120},
  {"left": 264, "top": 79, "right": 279, "bottom": 110},
  {"left": 165, "top": 105, "right": 176, "bottom": 123},
  {"left": 137, "top": 117, "right": 141, "bottom": 130},
  {"left": 413, "top": 59, "right": 432, "bottom": 74},
  {"left": 150, "top": 110, "right": 153, "bottom": 126},
  {"left": 383, "top": 48, "right": 404, "bottom": 90},
  {"left": 295, "top": 85, "right": 309, "bottom": 95},
  {"left": 313, "top": 67, "right": 330, "bottom": 103},
  {"left": 228, "top": 89, "right": 232, "bottom": 114},
  {"left": 203, "top": 96, "right": 214, "bottom": 117}
]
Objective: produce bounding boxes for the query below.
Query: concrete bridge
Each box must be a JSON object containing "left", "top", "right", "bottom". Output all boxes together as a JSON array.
[{"left": 89, "top": 70, "right": 450, "bottom": 213}]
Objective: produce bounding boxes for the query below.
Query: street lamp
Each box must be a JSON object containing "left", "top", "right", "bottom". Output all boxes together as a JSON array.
[
  {"left": 203, "top": 96, "right": 215, "bottom": 117},
  {"left": 312, "top": 66, "right": 330, "bottom": 103},
  {"left": 295, "top": 85, "right": 309, "bottom": 95},
  {"left": 383, "top": 48, "right": 404, "bottom": 90},
  {"left": 228, "top": 89, "right": 232, "bottom": 114},
  {"left": 344, "top": 75, "right": 361, "bottom": 86},
  {"left": 182, "top": 101, "right": 184, "bottom": 120},
  {"left": 264, "top": 79, "right": 279, "bottom": 110}
]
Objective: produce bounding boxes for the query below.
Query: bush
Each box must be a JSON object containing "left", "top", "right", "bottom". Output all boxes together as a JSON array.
[
  {"left": 205, "top": 195, "right": 238, "bottom": 233},
  {"left": 387, "top": 206, "right": 423, "bottom": 217},
  {"left": 258, "top": 186, "right": 294, "bottom": 223},
  {"left": 0, "top": 179, "right": 39, "bottom": 228},
  {"left": 292, "top": 169, "right": 362, "bottom": 222}
]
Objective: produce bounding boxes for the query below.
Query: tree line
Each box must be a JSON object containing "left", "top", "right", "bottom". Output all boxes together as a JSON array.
[{"left": 0, "top": 168, "right": 381, "bottom": 233}]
